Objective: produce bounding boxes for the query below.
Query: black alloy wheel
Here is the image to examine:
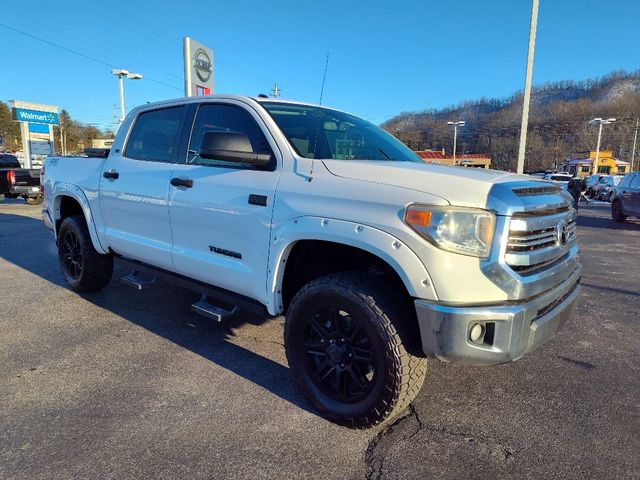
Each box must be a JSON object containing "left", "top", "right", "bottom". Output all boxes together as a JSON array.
[
  {"left": 60, "top": 229, "right": 83, "bottom": 281},
  {"left": 302, "top": 307, "right": 381, "bottom": 404},
  {"left": 57, "top": 215, "right": 114, "bottom": 292}
]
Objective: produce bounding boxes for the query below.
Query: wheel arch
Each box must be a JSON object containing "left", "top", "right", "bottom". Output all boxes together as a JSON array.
[
  {"left": 52, "top": 189, "right": 107, "bottom": 254},
  {"left": 266, "top": 217, "right": 437, "bottom": 315}
]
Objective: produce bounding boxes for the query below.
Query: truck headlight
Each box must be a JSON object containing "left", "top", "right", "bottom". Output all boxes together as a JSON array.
[{"left": 404, "top": 205, "right": 495, "bottom": 258}]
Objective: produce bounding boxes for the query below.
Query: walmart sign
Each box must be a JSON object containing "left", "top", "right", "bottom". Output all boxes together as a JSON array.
[{"left": 13, "top": 107, "right": 59, "bottom": 125}]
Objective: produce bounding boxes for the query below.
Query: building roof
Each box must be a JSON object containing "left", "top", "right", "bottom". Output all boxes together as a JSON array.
[
  {"left": 567, "top": 158, "right": 629, "bottom": 166},
  {"left": 415, "top": 150, "right": 491, "bottom": 160}
]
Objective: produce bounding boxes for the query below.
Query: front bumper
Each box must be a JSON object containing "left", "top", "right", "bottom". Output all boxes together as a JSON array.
[{"left": 415, "top": 265, "right": 581, "bottom": 364}]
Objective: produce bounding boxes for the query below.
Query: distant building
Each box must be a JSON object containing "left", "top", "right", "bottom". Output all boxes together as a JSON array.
[
  {"left": 563, "top": 150, "right": 629, "bottom": 177},
  {"left": 91, "top": 138, "right": 114, "bottom": 149},
  {"left": 415, "top": 150, "right": 491, "bottom": 169}
]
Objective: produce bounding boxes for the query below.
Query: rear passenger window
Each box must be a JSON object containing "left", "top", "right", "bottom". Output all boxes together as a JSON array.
[{"left": 125, "top": 106, "right": 184, "bottom": 162}]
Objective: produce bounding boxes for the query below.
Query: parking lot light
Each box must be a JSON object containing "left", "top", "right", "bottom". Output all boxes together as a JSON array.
[
  {"left": 589, "top": 117, "right": 616, "bottom": 168},
  {"left": 111, "top": 68, "right": 143, "bottom": 124}
]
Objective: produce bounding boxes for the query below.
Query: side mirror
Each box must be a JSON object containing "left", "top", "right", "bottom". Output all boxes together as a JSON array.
[{"left": 199, "top": 131, "right": 272, "bottom": 167}]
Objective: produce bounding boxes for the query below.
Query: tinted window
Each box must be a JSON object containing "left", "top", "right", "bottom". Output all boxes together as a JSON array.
[
  {"left": 125, "top": 106, "right": 184, "bottom": 162},
  {"left": 619, "top": 174, "right": 632, "bottom": 188},
  {"left": 0, "top": 154, "right": 21, "bottom": 168},
  {"left": 187, "top": 104, "right": 272, "bottom": 168}
]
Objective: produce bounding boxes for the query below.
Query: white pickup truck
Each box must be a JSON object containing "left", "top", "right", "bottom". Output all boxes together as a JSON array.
[{"left": 42, "top": 95, "right": 581, "bottom": 427}]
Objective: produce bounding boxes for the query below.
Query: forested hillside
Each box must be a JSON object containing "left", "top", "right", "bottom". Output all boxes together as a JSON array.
[{"left": 382, "top": 71, "right": 640, "bottom": 171}]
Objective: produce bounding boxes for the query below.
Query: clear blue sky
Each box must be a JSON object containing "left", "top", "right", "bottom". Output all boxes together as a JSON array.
[{"left": 1, "top": 0, "right": 638, "bottom": 130}]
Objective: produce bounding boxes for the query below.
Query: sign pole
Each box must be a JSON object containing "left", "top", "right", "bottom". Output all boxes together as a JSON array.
[
  {"left": 20, "top": 122, "right": 31, "bottom": 168},
  {"left": 183, "top": 37, "right": 193, "bottom": 97}
]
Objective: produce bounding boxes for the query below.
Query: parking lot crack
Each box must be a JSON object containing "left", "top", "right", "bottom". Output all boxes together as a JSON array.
[{"left": 365, "top": 405, "right": 421, "bottom": 480}]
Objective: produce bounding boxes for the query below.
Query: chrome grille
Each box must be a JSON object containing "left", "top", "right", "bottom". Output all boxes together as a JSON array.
[{"left": 505, "top": 211, "right": 577, "bottom": 275}]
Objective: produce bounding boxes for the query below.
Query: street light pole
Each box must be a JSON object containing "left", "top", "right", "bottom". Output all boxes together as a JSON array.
[
  {"left": 447, "top": 120, "right": 465, "bottom": 164},
  {"left": 118, "top": 75, "right": 125, "bottom": 124},
  {"left": 589, "top": 117, "right": 616, "bottom": 172},
  {"left": 516, "top": 0, "right": 539, "bottom": 174},
  {"left": 631, "top": 118, "right": 639, "bottom": 172},
  {"left": 111, "top": 69, "right": 143, "bottom": 124}
]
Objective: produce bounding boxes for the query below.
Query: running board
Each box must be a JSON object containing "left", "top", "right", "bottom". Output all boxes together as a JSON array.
[
  {"left": 120, "top": 270, "right": 156, "bottom": 290},
  {"left": 115, "top": 257, "right": 268, "bottom": 318},
  {"left": 191, "top": 295, "right": 239, "bottom": 322}
]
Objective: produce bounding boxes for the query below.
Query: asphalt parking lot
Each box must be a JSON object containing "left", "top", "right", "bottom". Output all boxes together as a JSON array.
[{"left": 1, "top": 198, "right": 638, "bottom": 480}]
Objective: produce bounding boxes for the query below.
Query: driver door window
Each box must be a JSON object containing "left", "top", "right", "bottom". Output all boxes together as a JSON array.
[{"left": 188, "top": 104, "right": 273, "bottom": 168}]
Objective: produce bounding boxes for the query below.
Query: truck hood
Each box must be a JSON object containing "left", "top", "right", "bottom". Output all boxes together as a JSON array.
[{"left": 322, "top": 160, "right": 537, "bottom": 209}]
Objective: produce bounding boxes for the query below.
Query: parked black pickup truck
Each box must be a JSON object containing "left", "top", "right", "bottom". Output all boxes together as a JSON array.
[{"left": 0, "top": 153, "right": 42, "bottom": 205}]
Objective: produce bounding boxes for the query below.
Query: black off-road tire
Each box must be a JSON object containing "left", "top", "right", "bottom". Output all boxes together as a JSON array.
[
  {"left": 57, "top": 215, "right": 114, "bottom": 292},
  {"left": 26, "top": 196, "right": 43, "bottom": 205},
  {"left": 611, "top": 200, "right": 627, "bottom": 223},
  {"left": 284, "top": 272, "right": 427, "bottom": 428}
]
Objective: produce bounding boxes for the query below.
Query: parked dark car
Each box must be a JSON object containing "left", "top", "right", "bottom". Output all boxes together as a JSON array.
[
  {"left": 594, "top": 175, "right": 624, "bottom": 202},
  {"left": 611, "top": 172, "right": 640, "bottom": 222},
  {"left": 0, "top": 153, "right": 42, "bottom": 204},
  {"left": 585, "top": 174, "right": 604, "bottom": 198}
]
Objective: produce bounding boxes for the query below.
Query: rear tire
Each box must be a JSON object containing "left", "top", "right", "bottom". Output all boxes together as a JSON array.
[
  {"left": 284, "top": 272, "right": 427, "bottom": 428},
  {"left": 57, "top": 215, "right": 113, "bottom": 292},
  {"left": 611, "top": 200, "right": 627, "bottom": 223},
  {"left": 26, "top": 196, "right": 43, "bottom": 205}
]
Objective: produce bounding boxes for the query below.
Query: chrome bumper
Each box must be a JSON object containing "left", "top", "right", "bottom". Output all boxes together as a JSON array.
[
  {"left": 415, "top": 265, "right": 581, "bottom": 364},
  {"left": 10, "top": 185, "right": 40, "bottom": 196}
]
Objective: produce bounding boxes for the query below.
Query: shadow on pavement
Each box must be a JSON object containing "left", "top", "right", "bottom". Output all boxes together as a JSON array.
[
  {"left": 581, "top": 281, "right": 640, "bottom": 298},
  {"left": 576, "top": 211, "right": 640, "bottom": 231},
  {"left": 0, "top": 211, "right": 317, "bottom": 417}
]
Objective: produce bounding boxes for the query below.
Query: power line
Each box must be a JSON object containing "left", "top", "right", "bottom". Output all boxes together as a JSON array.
[
  {"left": 1, "top": 9, "right": 183, "bottom": 85},
  {"left": 0, "top": 22, "right": 182, "bottom": 92}
]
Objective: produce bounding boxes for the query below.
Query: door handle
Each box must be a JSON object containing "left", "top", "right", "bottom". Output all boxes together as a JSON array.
[
  {"left": 103, "top": 169, "right": 119, "bottom": 179},
  {"left": 170, "top": 177, "right": 193, "bottom": 188}
]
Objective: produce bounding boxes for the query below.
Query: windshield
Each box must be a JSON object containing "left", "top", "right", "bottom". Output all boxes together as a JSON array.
[
  {"left": 550, "top": 175, "right": 571, "bottom": 181},
  {"left": 260, "top": 102, "right": 422, "bottom": 162}
]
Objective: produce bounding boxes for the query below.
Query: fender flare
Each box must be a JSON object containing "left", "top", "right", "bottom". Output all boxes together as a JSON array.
[
  {"left": 52, "top": 184, "right": 108, "bottom": 254},
  {"left": 266, "top": 216, "right": 438, "bottom": 315}
]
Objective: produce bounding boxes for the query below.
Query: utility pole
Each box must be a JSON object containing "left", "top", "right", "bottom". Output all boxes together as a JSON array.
[
  {"left": 631, "top": 118, "right": 639, "bottom": 172},
  {"left": 59, "top": 126, "right": 64, "bottom": 155},
  {"left": 270, "top": 82, "right": 281, "bottom": 98},
  {"left": 516, "top": 0, "right": 539, "bottom": 174},
  {"left": 447, "top": 121, "right": 465, "bottom": 164}
]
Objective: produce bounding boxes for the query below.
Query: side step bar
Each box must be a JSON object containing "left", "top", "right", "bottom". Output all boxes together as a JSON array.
[
  {"left": 191, "top": 295, "right": 239, "bottom": 322},
  {"left": 120, "top": 270, "right": 155, "bottom": 290},
  {"left": 114, "top": 257, "right": 268, "bottom": 318}
]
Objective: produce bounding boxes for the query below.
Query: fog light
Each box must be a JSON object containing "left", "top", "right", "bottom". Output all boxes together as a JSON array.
[{"left": 469, "top": 323, "right": 485, "bottom": 343}]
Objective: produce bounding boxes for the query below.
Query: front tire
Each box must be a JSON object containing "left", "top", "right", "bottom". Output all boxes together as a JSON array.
[
  {"left": 284, "top": 273, "right": 427, "bottom": 428},
  {"left": 58, "top": 215, "right": 114, "bottom": 292},
  {"left": 611, "top": 200, "right": 627, "bottom": 223}
]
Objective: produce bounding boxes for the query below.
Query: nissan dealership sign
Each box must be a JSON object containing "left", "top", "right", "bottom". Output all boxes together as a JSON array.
[{"left": 183, "top": 37, "right": 214, "bottom": 97}]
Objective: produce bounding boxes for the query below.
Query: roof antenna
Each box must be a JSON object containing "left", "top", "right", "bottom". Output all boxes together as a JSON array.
[
  {"left": 309, "top": 52, "right": 330, "bottom": 182},
  {"left": 318, "top": 52, "right": 330, "bottom": 105}
]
